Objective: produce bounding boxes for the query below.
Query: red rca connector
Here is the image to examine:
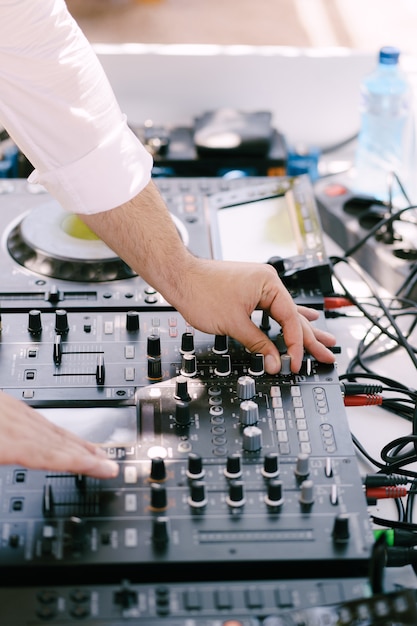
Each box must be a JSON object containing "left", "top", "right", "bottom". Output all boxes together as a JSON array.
[
  {"left": 344, "top": 394, "right": 383, "bottom": 406},
  {"left": 366, "top": 486, "right": 408, "bottom": 500},
  {"left": 324, "top": 296, "right": 354, "bottom": 309}
]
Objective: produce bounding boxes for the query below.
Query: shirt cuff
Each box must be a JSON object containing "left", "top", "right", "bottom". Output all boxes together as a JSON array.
[{"left": 28, "top": 118, "right": 153, "bottom": 215}]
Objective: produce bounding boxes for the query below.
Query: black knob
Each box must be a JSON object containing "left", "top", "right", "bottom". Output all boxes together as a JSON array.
[
  {"left": 181, "top": 331, "right": 195, "bottom": 354},
  {"left": 265, "top": 479, "right": 284, "bottom": 507},
  {"left": 28, "top": 309, "right": 42, "bottom": 334},
  {"left": 175, "top": 401, "right": 190, "bottom": 427},
  {"left": 187, "top": 453, "right": 204, "bottom": 479},
  {"left": 260, "top": 310, "right": 271, "bottom": 331},
  {"left": 213, "top": 335, "right": 228, "bottom": 354},
  {"left": 227, "top": 480, "right": 245, "bottom": 507},
  {"left": 332, "top": 514, "right": 350, "bottom": 544},
  {"left": 55, "top": 309, "right": 69, "bottom": 334},
  {"left": 150, "top": 457, "right": 166, "bottom": 481},
  {"left": 174, "top": 376, "right": 191, "bottom": 401},
  {"left": 215, "top": 354, "right": 231, "bottom": 377},
  {"left": 249, "top": 353, "right": 264, "bottom": 376},
  {"left": 225, "top": 453, "right": 242, "bottom": 478},
  {"left": 181, "top": 354, "right": 197, "bottom": 377},
  {"left": 188, "top": 481, "right": 207, "bottom": 508},
  {"left": 152, "top": 516, "right": 170, "bottom": 546},
  {"left": 262, "top": 452, "right": 279, "bottom": 478},
  {"left": 147, "top": 334, "right": 161, "bottom": 358},
  {"left": 150, "top": 483, "right": 167, "bottom": 510},
  {"left": 148, "top": 358, "right": 162, "bottom": 381},
  {"left": 126, "top": 311, "right": 140, "bottom": 332},
  {"left": 114, "top": 586, "right": 138, "bottom": 610}
]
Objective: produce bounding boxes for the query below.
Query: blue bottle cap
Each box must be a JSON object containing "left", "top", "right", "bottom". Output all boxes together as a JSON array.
[{"left": 379, "top": 46, "right": 400, "bottom": 65}]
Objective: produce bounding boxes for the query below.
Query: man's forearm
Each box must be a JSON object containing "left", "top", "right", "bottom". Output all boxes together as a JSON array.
[{"left": 78, "top": 179, "right": 195, "bottom": 310}]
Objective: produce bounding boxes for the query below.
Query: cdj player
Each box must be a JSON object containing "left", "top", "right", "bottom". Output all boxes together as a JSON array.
[{"left": 0, "top": 175, "right": 410, "bottom": 624}]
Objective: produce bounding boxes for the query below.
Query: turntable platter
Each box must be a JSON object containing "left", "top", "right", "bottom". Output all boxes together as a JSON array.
[{"left": 7, "top": 200, "right": 187, "bottom": 282}]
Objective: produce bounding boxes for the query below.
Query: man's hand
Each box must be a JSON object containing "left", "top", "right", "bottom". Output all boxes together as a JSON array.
[
  {"left": 0, "top": 391, "right": 119, "bottom": 478},
  {"left": 171, "top": 257, "right": 336, "bottom": 374}
]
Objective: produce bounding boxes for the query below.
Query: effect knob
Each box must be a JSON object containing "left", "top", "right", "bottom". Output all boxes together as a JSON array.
[
  {"left": 187, "top": 452, "right": 204, "bottom": 479},
  {"left": 150, "top": 457, "right": 166, "bottom": 481},
  {"left": 147, "top": 334, "right": 161, "bottom": 358},
  {"left": 242, "top": 425, "right": 262, "bottom": 452},
  {"left": 262, "top": 452, "right": 280, "bottom": 478},
  {"left": 152, "top": 516, "right": 170, "bottom": 546},
  {"left": 299, "top": 479, "right": 314, "bottom": 506},
  {"left": 126, "top": 311, "right": 140, "bottom": 332},
  {"left": 188, "top": 481, "right": 207, "bottom": 508},
  {"left": 294, "top": 453, "right": 310, "bottom": 479},
  {"left": 213, "top": 335, "right": 228, "bottom": 354},
  {"left": 175, "top": 400, "right": 191, "bottom": 427},
  {"left": 148, "top": 358, "right": 162, "bottom": 381},
  {"left": 55, "top": 309, "right": 69, "bottom": 334},
  {"left": 215, "top": 354, "right": 231, "bottom": 377},
  {"left": 181, "top": 354, "right": 197, "bottom": 377},
  {"left": 248, "top": 353, "right": 264, "bottom": 376},
  {"left": 239, "top": 400, "right": 259, "bottom": 425},
  {"left": 265, "top": 479, "right": 284, "bottom": 507},
  {"left": 174, "top": 376, "right": 191, "bottom": 402},
  {"left": 236, "top": 375, "right": 256, "bottom": 400},
  {"left": 224, "top": 453, "right": 242, "bottom": 478},
  {"left": 150, "top": 483, "right": 167, "bottom": 510},
  {"left": 332, "top": 514, "right": 350, "bottom": 544},
  {"left": 280, "top": 354, "right": 292, "bottom": 377},
  {"left": 180, "top": 331, "right": 195, "bottom": 354},
  {"left": 226, "top": 480, "right": 246, "bottom": 507},
  {"left": 28, "top": 309, "right": 42, "bottom": 334}
]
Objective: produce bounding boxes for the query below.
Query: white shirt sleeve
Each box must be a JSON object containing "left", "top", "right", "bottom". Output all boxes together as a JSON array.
[{"left": 0, "top": 0, "right": 153, "bottom": 214}]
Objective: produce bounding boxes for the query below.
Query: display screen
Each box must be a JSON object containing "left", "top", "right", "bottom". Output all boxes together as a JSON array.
[
  {"left": 37, "top": 406, "right": 137, "bottom": 446},
  {"left": 214, "top": 193, "right": 302, "bottom": 263}
]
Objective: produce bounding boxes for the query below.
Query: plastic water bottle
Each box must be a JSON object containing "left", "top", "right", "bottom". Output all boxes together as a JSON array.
[{"left": 353, "top": 46, "right": 416, "bottom": 203}]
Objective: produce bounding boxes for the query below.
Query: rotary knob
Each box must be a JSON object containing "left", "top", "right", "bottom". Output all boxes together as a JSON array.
[
  {"left": 265, "top": 479, "right": 284, "bottom": 507},
  {"left": 147, "top": 334, "right": 161, "bottom": 358},
  {"left": 28, "top": 309, "right": 42, "bottom": 335},
  {"left": 188, "top": 481, "right": 207, "bottom": 508},
  {"left": 186, "top": 452, "right": 204, "bottom": 479},
  {"left": 236, "top": 375, "right": 256, "bottom": 400},
  {"left": 280, "top": 354, "right": 292, "bottom": 377},
  {"left": 126, "top": 311, "right": 140, "bottom": 332},
  {"left": 242, "top": 425, "right": 262, "bottom": 452},
  {"left": 332, "top": 514, "right": 350, "bottom": 544},
  {"left": 148, "top": 358, "right": 162, "bottom": 381},
  {"left": 299, "top": 479, "right": 314, "bottom": 506},
  {"left": 55, "top": 309, "right": 69, "bottom": 334},
  {"left": 262, "top": 452, "right": 279, "bottom": 478},
  {"left": 150, "top": 457, "right": 166, "bottom": 481},
  {"left": 226, "top": 480, "right": 246, "bottom": 507},
  {"left": 294, "top": 453, "right": 310, "bottom": 479},
  {"left": 181, "top": 354, "right": 197, "bottom": 377},
  {"left": 215, "top": 354, "right": 231, "bottom": 377},
  {"left": 174, "top": 376, "right": 191, "bottom": 402},
  {"left": 248, "top": 353, "right": 264, "bottom": 376},
  {"left": 213, "top": 335, "right": 228, "bottom": 354},
  {"left": 224, "top": 453, "right": 242, "bottom": 478},
  {"left": 180, "top": 331, "right": 195, "bottom": 354},
  {"left": 150, "top": 483, "right": 167, "bottom": 510},
  {"left": 175, "top": 400, "right": 190, "bottom": 427},
  {"left": 152, "top": 516, "right": 170, "bottom": 546},
  {"left": 239, "top": 400, "right": 259, "bottom": 426}
]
